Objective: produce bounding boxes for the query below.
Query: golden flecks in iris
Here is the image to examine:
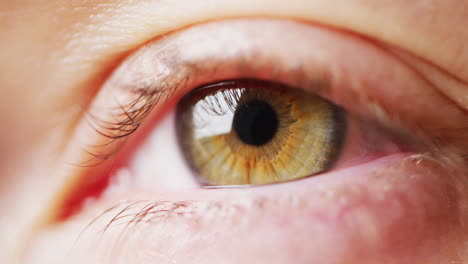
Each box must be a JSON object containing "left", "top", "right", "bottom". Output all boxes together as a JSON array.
[{"left": 176, "top": 80, "right": 345, "bottom": 186}]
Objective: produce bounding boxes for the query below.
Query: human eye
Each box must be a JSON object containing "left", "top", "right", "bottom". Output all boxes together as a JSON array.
[
  {"left": 176, "top": 79, "right": 347, "bottom": 186},
  {"left": 26, "top": 19, "right": 467, "bottom": 263}
]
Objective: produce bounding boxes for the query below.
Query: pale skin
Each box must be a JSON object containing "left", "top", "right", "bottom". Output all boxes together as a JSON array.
[{"left": 1, "top": 0, "right": 467, "bottom": 263}]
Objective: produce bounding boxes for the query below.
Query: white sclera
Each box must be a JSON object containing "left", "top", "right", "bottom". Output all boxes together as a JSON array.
[{"left": 118, "top": 112, "right": 198, "bottom": 191}]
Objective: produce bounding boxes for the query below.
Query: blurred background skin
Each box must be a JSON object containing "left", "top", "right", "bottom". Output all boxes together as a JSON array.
[{"left": 0, "top": 0, "right": 467, "bottom": 263}]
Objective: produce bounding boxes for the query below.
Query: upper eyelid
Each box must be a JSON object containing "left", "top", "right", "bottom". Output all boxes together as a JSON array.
[
  {"left": 70, "top": 19, "right": 460, "bottom": 172},
  {"left": 90, "top": 23, "right": 392, "bottom": 121}
]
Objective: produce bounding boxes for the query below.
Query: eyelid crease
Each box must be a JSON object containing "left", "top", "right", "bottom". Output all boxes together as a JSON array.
[
  {"left": 386, "top": 46, "right": 468, "bottom": 112},
  {"left": 386, "top": 49, "right": 468, "bottom": 159},
  {"left": 363, "top": 43, "right": 468, "bottom": 159}
]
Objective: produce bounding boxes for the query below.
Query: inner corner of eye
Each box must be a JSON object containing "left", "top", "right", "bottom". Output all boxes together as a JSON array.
[{"left": 174, "top": 78, "right": 347, "bottom": 187}]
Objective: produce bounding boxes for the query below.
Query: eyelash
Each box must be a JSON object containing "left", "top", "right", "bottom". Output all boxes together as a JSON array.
[{"left": 83, "top": 85, "right": 164, "bottom": 166}]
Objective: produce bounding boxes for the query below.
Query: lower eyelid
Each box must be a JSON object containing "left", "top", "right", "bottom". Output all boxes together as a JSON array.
[{"left": 47, "top": 154, "right": 462, "bottom": 264}]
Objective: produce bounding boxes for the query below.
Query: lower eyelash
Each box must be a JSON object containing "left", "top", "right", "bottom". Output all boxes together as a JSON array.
[{"left": 75, "top": 200, "right": 196, "bottom": 248}]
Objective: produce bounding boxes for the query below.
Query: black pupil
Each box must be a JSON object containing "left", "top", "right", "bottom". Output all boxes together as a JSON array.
[{"left": 233, "top": 99, "right": 279, "bottom": 146}]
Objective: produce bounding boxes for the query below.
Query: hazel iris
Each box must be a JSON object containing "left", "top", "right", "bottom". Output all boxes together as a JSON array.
[{"left": 176, "top": 79, "right": 345, "bottom": 186}]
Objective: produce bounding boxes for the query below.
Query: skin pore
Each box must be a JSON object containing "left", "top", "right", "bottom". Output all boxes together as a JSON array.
[{"left": 0, "top": 0, "right": 467, "bottom": 263}]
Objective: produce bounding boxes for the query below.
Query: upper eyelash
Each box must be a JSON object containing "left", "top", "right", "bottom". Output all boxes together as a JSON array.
[
  {"left": 78, "top": 58, "right": 203, "bottom": 167},
  {"left": 80, "top": 85, "right": 169, "bottom": 167}
]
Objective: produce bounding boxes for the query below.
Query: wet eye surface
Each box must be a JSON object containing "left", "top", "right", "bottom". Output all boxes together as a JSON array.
[{"left": 176, "top": 79, "right": 345, "bottom": 186}]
